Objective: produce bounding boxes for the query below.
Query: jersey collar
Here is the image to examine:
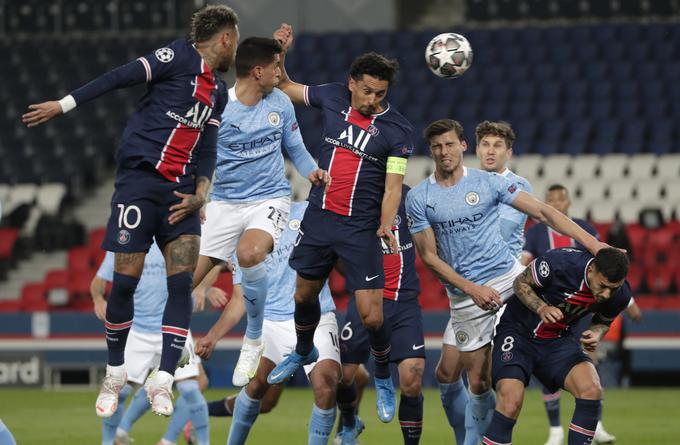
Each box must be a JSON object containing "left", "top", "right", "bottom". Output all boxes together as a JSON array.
[
  {"left": 583, "top": 258, "right": 594, "bottom": 289},
  {"left": 499, "top": 168, "right": 511, "bottom": 176},
  {"left": 429, "top": 166, "right": 467, "bottom": 184}
]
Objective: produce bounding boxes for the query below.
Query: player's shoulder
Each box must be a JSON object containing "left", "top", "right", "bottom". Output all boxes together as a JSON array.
[
  {"left": 153, "top": 38, "right": 191, "bottom": 61},
  {"left": 312, "top": 82, "right": 348, "bottom": 98},
  {"left": 543, "top": 247, "right": 592, "bottom": 269},
  {"left": 408, "top": 176, "right": 431, "bottom": 199},
  {"left": 267, "top": 87, "right": 293, "bottom": 106},
  {"left": 506, "top": 170, "right": 532, "bottom": 190},
  {"left": 380, "top": 104, "right": 414, "bottom": 134}
]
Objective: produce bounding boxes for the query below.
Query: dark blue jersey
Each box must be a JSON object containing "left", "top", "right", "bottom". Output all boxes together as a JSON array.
[
  {"left": 383, "top": 185, "right": 420, "bottom": 301},
  {"left": 302, "top": 83, "right": 414, "bottom": 224},
  {"left": 68, "top": 38, "right": 228, "bottom": 183},
  {"left": 503, "top": 248, "right": 632, "bottom": 339},
  {"left": 523, "top": 218, "right": 598, "bottom": 259}
]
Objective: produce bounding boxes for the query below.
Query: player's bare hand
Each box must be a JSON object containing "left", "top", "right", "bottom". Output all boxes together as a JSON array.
[
  {"left": 273, "top": 23, "right": 293, "bottom": 51},
  {"left": 22, "top": 101, "right": 63, "bottom": 127},
  {"left": 588, "top": 240, "right": 625, "bottom": 256},
  {"left": 308, "top": 169, "right": 330, "bottom": 189},
  {"left": 377, "top": 225, "right": 398, "bottom": 254},
  {"left": 580, "top": 330, "right": 600, "bottom": 352},
  {"left": 93, "top": 297, "right": 107, "bottom": 321},
  {"left": 207, "top": 287, "right": 229, "bottom": 308},
  {"left": 468, "top": 284, "right": 502, "bottom": 311},
  {"left": 195, "top": 334, "right": 217, "bottom": 359},
  {"left": 537, "top": 304, "right": 564, "bottom": 324},
  {"left": 169, "top": 191, "right": 206, "bottom": 225},
  {"left": 200, "top": 206, "right": 207, "bottom": 224}
]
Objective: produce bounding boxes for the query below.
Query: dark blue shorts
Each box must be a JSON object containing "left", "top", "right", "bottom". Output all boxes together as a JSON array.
[
  {"left": 288, "top": 204, "right": 384, "bottom": 290},
  {"left": 492, "top": 319, "right": 592, "bottom": 394},
  {"left": 102, "top": 164, "right": 200, "bottom": 253},
  {"left": 340, "top": 297, "right": 425, "bottom": 364}
]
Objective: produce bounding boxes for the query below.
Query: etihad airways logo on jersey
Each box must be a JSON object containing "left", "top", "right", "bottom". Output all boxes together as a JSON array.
[
  {"left": 324, "top": 125, "right": 379, "bottom": 162},
  {"left": 432, "top": 213, "right": 484, "bottom": 232},
  {"left": 227, "top": 132, "right": 282, "bottom": 153}
]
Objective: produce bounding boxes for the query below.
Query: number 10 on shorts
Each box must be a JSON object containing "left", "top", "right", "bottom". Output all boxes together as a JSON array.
[{"left": 117, "top": 204, "right": 142, "bottom": 229}]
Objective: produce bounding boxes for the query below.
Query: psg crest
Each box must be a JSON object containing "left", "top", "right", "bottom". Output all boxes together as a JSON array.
[{"left": 117, "top": 229, "right": 131, "bottom": 245}]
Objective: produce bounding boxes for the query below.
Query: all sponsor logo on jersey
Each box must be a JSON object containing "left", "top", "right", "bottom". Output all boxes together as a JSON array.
[
  {"left": 155, "top": 47, "right": 175, "bottom": 63},
  {"left": 268, "top": 112, "right": 281, "bottom": 126},
  {"left": 117, "top": 229, "right": 131, "bottom": 245},
  {"left": 539, "top": 260, "right": 550, "bottom": 277},
  {"left": 288, "top": 219, "right": 301, "bottom": 230},
  {"left": 465, "top": 191, "right": 480, "bottom": 206},
  {"left": 339, "top": 125, "right": 371, "bottom": 151}
]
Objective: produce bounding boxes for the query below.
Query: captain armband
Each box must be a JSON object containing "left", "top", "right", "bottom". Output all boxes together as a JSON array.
[{"left": 386, "top": 156, "right": 407, "bottom": 175}]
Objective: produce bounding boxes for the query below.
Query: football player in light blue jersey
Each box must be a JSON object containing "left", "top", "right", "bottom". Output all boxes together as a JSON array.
[
  {"left": 475, "top": 121, "right": 532, "bottom": 258},
  {"left": 92, "top": 241, "right": 221, "bottom": 445},
  {"left": 406, "top": 119, "right": 607, "bottom": 445},
  {"left": 194, "top": 37, "right": 329, "bottom": 388},
  {"left": 196, "top": 202, "right": 341, "bottom": 445}
]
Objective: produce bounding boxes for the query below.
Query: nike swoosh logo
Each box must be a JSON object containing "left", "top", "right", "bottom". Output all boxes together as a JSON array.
[
  {"left": 173, "top": 338, "right": 185, "bottom": 343},
  {"left": 412, "top": 344, "right": 425, "bottom": 350},
  {"left": 269, "top": 370, "right": 286, "bottom": 381},
  {"left": 365, "top": 275, "right": 379, "bottom": 282}
]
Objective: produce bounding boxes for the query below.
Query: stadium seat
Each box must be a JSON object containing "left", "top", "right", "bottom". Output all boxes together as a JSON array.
[
  {"left": 608, "top": 179, "right": 635, "bottom": 202},
  {"left": 541, "top": 155, "right": 572, "bottom": 180},
  {"left": 569, "top": 154, "right": 600, "bottom": 181},
  {"left": 656, "top": 155, "right": 680, "bottom": 180},
  {"left": 68, "top": 246, "right": 95, "bottom": 272},
  {"left": 597, "top": 154, "right": 629, "bottom": 180},
  {"left": 577, "top": 179, "right": 607, "bottom": 203},
  {"left": 636, "top": 181, "right": 664, "bottom": 202},
  {"left": 45, "top": 269, "right": 70, "bottom": 307},
  {"left": 618, "top": 201, "right": 646, "bottom": 224},
  {"left": 20, "top": 282, "right": 48, "bottom": 312},
  {"left": 589, "top": 200, "right": 618, "bottom": 223}
]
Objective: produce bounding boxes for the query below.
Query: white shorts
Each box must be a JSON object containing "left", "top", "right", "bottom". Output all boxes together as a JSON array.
[
  {"left": 199, "top": 196, "right": 291, "bottom": 262},
  {"left": 443, "top": 261, "right": 525, "bottom": 352},
  {"left": 124, "top": 329, "right": 200, "bottom": 384},
  {"left": 262, "top": 312, "right": 340, "bottom": 375}
]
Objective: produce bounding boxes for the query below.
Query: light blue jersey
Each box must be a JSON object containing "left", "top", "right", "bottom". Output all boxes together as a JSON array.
[
  {"left": 233, "top": 202, "right": 335, "bottom": 321},
  {"left": 496, "top": 169, "right": 532, "bottom": 258},
  {"left": 406, "top": 167, "right": 522, "bottom": 295},
  {"left": 211, "top": 86, "right": 317, "bottom": 202},
  {"left": 96, "top": 242, "right": 167, "bottom": 334}
]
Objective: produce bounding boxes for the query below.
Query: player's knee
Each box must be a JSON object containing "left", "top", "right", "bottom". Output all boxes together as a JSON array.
[
  {"left": 467, "top": 373, "right": 492, "bottom": 394},
  {"left": 260, "top": 397, "right": 278, "bottom": 414},
  {"left": 236, "top": 246, "right": 267, "bottom": 268},
  {"left": 359, "top": 312, "right": 383, "bottom": 330},
  {"left": 400, "top": 379, "right": 422, "bottom": 398},
  {"left": 496, "top": 393, "right": 522, "bottom": 418},
  {"left": 576, "top": 380, "right": 603, "bottom": 400},
  {"left": 435, "top": 363, "right": 456, "bottom": 384},
  {"left": 246, "top": 376, "right": 269, "bottom": 400},
  {"left": 340, "top": 368, "right": 356, "bottom": 387},
  {"left": 313, "top": 372, "right": 339, "bottom": 406}
]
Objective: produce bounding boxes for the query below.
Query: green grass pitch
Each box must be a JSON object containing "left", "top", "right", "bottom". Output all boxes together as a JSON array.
[{"left": 1, "top": 387, "right": 677, "bottom": 444}]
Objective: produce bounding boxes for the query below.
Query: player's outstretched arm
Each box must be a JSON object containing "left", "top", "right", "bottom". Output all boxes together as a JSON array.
[
  {"left": 22, "top": 57, "right": 150, "bottom": 128},
  {"left": 195, "top": 284, "right": 246, "bottom": 360},
  {"left": 412, "top": 228, "right": 501, "bottom": 310},
  {"left": 513, "top": 267, "right": 563, "bottom": 323},
  {"left": 273, "top": 23, "right": 307, "bottom": 104},
  {"left": 511, "top": 191, "right": 609, "bottom": 255}
]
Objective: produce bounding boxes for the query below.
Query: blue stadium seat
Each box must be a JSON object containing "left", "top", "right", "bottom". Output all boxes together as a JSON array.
[
  {"left": 507, "top": 65, "right": 530, "bottom": 82},
  {"left": 538, "top": 82, "right": 562, "bottom": 102},
  {"left": 548, "top": 43, "right": 574, "bottom": 64},
  {"left": 641, "top": 100, "right": 668, "bottom": 120},
  {"left": 617, "top": 23, "right": 643, "bottom": 43},
  {"left": 638, "top": 62, "right": 660, "bottom": 82},
  {"left": 583, "top": 62, "right": 608, "bottom": 81},
  {"left": 479, "top": 103, "right": 507, "bottom": 121},
  {"left": 614, "top": 81, "right": 638, "bottom": 100},
  {"left": 590, "top": 101, "right": 612, "bottom": 119},
  {"left": 652, "top": 43, "right": 675, "bottom": 61},
  {"left": 535, "top": 102, "right": 560, "bottom": 119},
  {"left": 543, "top": 26, "right": 567, "bottom": 44},
  {"left": 532, "top": 64, "right": 556, "bottom": 81},
  {"left": 617, "top": 100, "right": 640, "bottom": 119},
  {"left": 594, "top": 119, "right": 620, "bottom": 141}
]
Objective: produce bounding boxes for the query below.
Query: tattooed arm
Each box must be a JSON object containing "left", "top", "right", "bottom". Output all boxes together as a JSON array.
[{"left": 513, "top": 268, "right": 563, "bottom": 324}]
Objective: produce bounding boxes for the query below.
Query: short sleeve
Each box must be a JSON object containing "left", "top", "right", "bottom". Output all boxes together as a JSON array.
[
  {"left": 488, "top": 173, "right": 522, "bottom": 206},
  {"left": 529, "top": 251, "right": 559, "bottom": 288},
  {"left": 96, "top": 252, "right": 115, "bottom": 282},
  {"left": 303, "top": 83, "right": 339, "bottom": 108},
  {"left": 405, "top": 187, "right": 431, "bottom": 234},
  {"left": 281, "top": 94, "right": 304, "bottom": 148},
  {"left": 231, "top": 255, "right": 243, "bottom": 286},
  {"left": 137, "top": 43, "right": 181, "bottom": 83},
  {"left": 388, "top": 125, "right": 415, "bottom": 159}
]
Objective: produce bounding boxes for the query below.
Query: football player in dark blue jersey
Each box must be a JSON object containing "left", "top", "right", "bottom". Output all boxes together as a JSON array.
[
  {"left": 23, "top": 5, "right": 239, "bottom": 418},
  {"left": 267, "top": 24, "right": 415, "bottom": 424},
  {"left": 483, "top": 248, "right": 630, "bottom": 445}
]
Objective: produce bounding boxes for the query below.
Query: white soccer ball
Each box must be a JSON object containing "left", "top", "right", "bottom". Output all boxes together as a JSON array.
[{"left": 425, "top": 32, "right": 473, "bottom": 79}]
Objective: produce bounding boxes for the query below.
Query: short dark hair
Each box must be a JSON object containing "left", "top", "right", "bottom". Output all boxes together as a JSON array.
[
  {"left": 475, "top": 120, "right": 516, "bottom": 148},
  {"left": 423, "top": 119, "right": 465, "bottom": 143},
  {"left": 235, "top": 37, "right": 282, "bottom": 78},
  {"left": 593, "top": 248, "right": 629, "bottom": 283},
  {"left": 547, "top": 184, "right": 569, "bottom": 194},
  {"left": 349, "top": 52, "right": 399, "bottom": 85},
  {"left": 191, "top": 5, "right": 239, "bottom": 43}
]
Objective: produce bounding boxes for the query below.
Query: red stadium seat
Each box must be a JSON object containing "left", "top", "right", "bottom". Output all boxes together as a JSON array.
[
  {"left": 625, "top": 223, "right": 647, "bottom": 257},
  {"left": 626, "top": 264, "right": 644, "bottom": 293},
  {"left": 69, "top": 268, "right": 96, "bottom": 307},
  {"left": 632, "top": 294, "right": 659, "bottom": 310},
  {"left": 645, "top": 265, "right": 675, "bottom": 294},
  {"left": 44, "top": 269, "right": 70, "bottom": 307},
  {"left": 591, "top": 222, "right": 612, "bottom": 241},
  {"left": 20, "top": 283, "right": 48, "bottom": 311},
  {"left": 0, "top": 299, "right": 21, "bottom": 312},
  {"left": 0, "top": 228, "right": 19, "bottom": 259},
  {"left": 656, "top": 295, "right": 680, "bottom": 310},
  {"left": 88, "top": 228, "right": 107, "bottom": 249},
  {"left": 68, "top": 246, "right": 94, "bottom": 272}
]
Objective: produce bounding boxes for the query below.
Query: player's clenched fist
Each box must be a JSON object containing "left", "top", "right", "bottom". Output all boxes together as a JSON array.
[
  {"left": 579, "top": 330, "right": 600, "bottom": 352},
  {"left": 195, "top": 334, "right": 217, "bottom": 360},
  {"left": 273, "top": 23, "right": 293, "bottom": 51}
]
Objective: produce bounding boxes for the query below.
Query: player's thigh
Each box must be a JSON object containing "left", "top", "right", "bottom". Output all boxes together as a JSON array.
[
  {"left": 563, "top": 361, "right": 602, "bottom": 400},
  {"left": 354, "top": 289, "right": 383, "bottom": 328},
  {"left": 339, "top": 297, "right": 370, "bottom": 368},
  {"left": 436, "top": 342, "right": 464, "bottom": 383},
  {"left": 156, "top": 180, "right": 202, "bottom": 254},
  {"left": 304, "top": 313, "right": 341, "bottom": 376},
  {"left": 199, "top": 201, "right": 243, "bottom": 262},
  {"left": 238, "top": 196, "right": 291, "bottom": 262},
  {"left": 288, "top": 206, "right": 336, "bottom": 281},
  {"left": 534, "top": 334, "right": 594, "bottom": 395},
  {"left": 336, "top": 225, "right": 384, "bottom": 292},
  {"left": 386, "top": 299, "right": 426, "bottom": 363},
  {"left": 491, "top": 323, "right": 535, "bottom": 392},
  {"left": 103, "top": 193, "right": 158, "bottom": 260},
  {"left": 163, "top": 234, "right": 201, "bottom": 275},
  {"left": 174, "top": 332, "right": 201, "bottom": 381},
  {"left": 124, "top": 330, "right": 160, "bottom": 384}
]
